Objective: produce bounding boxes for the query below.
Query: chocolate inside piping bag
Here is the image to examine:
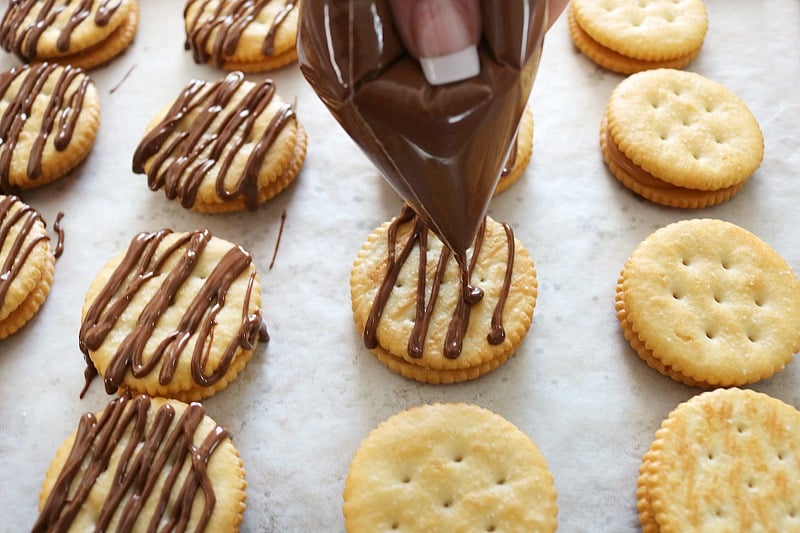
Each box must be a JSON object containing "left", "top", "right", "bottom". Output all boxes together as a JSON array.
[{"left": 298, "top": 0, "right": 546, "bottom": 268}]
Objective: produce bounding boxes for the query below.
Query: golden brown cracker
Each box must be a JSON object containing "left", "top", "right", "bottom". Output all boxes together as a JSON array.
[
  {"left": 184, "top": 0, "right": 300, "bottom": 72},
  {"left": 35, "top": 393, "right": 247, "bottom": 532},
  {"left": 602, "top": 69, "right": 763, "bottom": 207},
  {"left": 0, "top": 195, "right": 55, "bottom": 340},
  {"left": 133, "top": 72, "right": 305, "bottom": 213},
  {"left": 344, "top": 403, "right": 558, "bottom": 532},
  {"left": 80, "top": 229, "right": 268, "bottom": 401},
  {"left": 0, "top": 0, "right": 139, "bottom": 69},
  {"left": 638, "top": 388, "right": 800, "bottom": 532},
  {"left": 0, "top": 63, "right": 100, "bottom": 192},
  {"left": 350, "top": 208, "right": 537, "bottom": 384},
  {"left": 569, "top": 0, "right": 706, "bottom": 73},
  {"left": 617, "top": 219, "right": 800, "bottom": 387}
]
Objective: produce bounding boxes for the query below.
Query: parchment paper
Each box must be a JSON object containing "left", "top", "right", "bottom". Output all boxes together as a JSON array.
[{"left": 1, "top": 1, "right": 798, "bottom": 531}]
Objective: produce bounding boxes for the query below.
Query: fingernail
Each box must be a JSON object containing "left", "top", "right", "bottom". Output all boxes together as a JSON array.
[
  {"left": 419, "top": 47, "right": 480, "bottom": 85},
  {"left": 412, "top": 0, "right": 480, "bottom": 85}
]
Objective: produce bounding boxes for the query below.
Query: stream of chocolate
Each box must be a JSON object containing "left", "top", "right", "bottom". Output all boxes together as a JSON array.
[
  {"left": 0, "top": 63, "right": 91, "bottom": 192},
  {"left": 269, "top": 208, "right": 287, "bottom": 270},
  {"left": 184, "top": 0, "right": 297, "bottom": 66},
  {"left": 53, "top": 211, "right": 65, "bottom": 258},
  {"left": 0, "top": 0, "right": 124, "bottom": 60},
  {"left": 132, "top": 71, "right": 295, "bottom": 211},
  {"left": 0, "top": 195, "right": 49, "bottom": 309},
  {"left": 32, "top": 392, "right": 229, "bottom": 532},
  {"left": 79, "top": 229, "right": 268, "bottom": 396},
  {"left": 364, "top": 206, "right": 515, "bottom": 359}
]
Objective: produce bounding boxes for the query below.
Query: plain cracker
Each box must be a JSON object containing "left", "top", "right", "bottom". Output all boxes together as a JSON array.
[
  {"left": 344, "top": 403, "right": 558, "bottom": 533},
  {"left": 571, "top": 0, "right": 707, "bottom": 62},
  {"left": 638, "top": 389, "right": 800, "bottom": 532},
  {"left": 617, "top": 219, "right": 800, "bottom": 387}
]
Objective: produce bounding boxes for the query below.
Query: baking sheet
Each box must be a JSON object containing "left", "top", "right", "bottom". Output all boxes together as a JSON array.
[{"left": 1, "top": 1, "right": 799, "bottom": 531}]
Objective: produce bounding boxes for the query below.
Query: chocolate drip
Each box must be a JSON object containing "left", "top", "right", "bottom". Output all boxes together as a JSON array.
[
  {"left": 487, "top": 223, "right": 515, "bottom": 345},
  {"left": 269, "top": 208, "right": 287, "bottom": 270},
  {"left": 0, "top": 195, "right": 50, "bottom": 309},
  {"left": 32, "top": 392, "right": 230, "bottom": 532},
  {"left": 131, "top": 72, "right": 296, "bottom": 211},
  {"left": 0, "top": 0, "right": 123, "bottom": 60},
  {"left": 184, "top": 0, "right": 297, "bottom": 67},
  {"left": 365, "top": 206, "right": 516, "bottom": 359},
  {"left": 79, "top": 229, "right": 268, "bottom": 396},
  {"left": 445, "top": 219, "right": 486, "bottom": 358},
  {"left": 0, "top": 63, "right": 91, "bottom": 192},
  {"left": 53, "top": 211, "right": 65, "bottom": 258}
]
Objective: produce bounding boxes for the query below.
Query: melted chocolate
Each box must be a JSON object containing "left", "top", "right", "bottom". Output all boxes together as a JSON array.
[
  {"left": 53, "top": 211, "right": 65, "bottom": 258},
  {"left": 0, "top": 63, "right": 91, "bottom": 192},
  {"left": 298, "top": 0, "right": 546, "bottom": 273},
  {"left": 0, "top": 195, "right": 50, "bottom": 310},
  {"left": 79, "top": 229, "right": 268, "bottom": 396},
  {"left": 33, "top": 392, "right": 229, "bottom": 532},
  {"left": 269, "top": 208, "right": 287, "bottom": 270},
  {"left": 184, "top": 0, "right": 297, "bottom": 67},
  {"left": 364, "top": 206, "right": 515, "bottom": 358},
  {"left": 0, "top": 0, "right": 123, "bottom": 61},
  {"left": 132, "top": 72, "right": 296, "bottom": 211}
]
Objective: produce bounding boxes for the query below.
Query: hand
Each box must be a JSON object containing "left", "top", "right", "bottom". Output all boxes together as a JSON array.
[{"left": 389, "top": 0, "right": 569, "bottom": 85}]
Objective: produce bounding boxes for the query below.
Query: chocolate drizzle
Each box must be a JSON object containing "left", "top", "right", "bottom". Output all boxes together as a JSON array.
[
  {"left": 0, "top": 0, "right": 124, "bottom": 61},
  {"left": 364, "top": 206, "right": 516, "bottom": 359},
  {"left": 132, "top": 72, "right": 296, "bottom": 211},
  {"left": 0, "top": 63, "right": 91, "bottom": 192},
  {"left": 79, "top": 229, "right": 268, "bottom": 396},
  {"left": 53, "top": 211, "right": 65, "bottom": 258},
  {"left": 32, "top": 392, "right": 230, "bottom": 532},
  {"left": 184, "top": 0, "right": 297, "bottom": 67},
  {"left": 0, "top": 195, "right": 49, "bottom": 309}
]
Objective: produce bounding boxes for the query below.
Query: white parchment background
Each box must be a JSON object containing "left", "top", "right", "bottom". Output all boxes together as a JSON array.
[{"left": 1, "top": 1, "right": 798, "bottom": 531}]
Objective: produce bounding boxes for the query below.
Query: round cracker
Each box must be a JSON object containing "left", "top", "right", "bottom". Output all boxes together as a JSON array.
[
  {"left": 53, "top": 0, "right": 139, "bottom": 70},
  {"left": 605, "top": 69, "right": 764, "bottom": 192},
  {"left": 350, "top": 212, "right": 537, "bottom": 381},
  {"left": 35, "top": 394, "right": 247, "bottom": 532},
  {"left": 0, "top": 195, "right": 55, "bottom": 339},
  {"left": 0, "top": 63, "right": 100, "bottom": 192},
  {"left": 184, "top": 0, "right": 300, "bottom": 71},
  {"left": 133, "top": 72, "right": 304, "bottom": 213},
  {"left": 80, "top": 229, "right": 266, "bottom": 401},
  {"left": 571, "top": 0, "right": 707, "bottom": 62},
  {"left": 568, "top": 4, "right": 700, "bottom": 74},
  {"left": 344, "top": 403, "right": 558, "bottom": 532},
  {"left": 0, "top": 0, "right": 138, "bottom": 68},
  {"left": 617, "top": 219, "right": 800, "bottom": 387},
  {"left": 639, "top": 389, "right": 800, "bottom": 532},
  {"left": 600, "top": 113, "right": 746, "bottom": 208}
]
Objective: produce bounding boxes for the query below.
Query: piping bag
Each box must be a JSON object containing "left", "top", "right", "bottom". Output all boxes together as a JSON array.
[{"left": 298, "top": 0, "right": 547, "bottom": 299}]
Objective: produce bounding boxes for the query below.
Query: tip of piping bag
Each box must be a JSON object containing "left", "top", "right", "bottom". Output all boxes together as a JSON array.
[{"left": 419, "top": 45, "right": 480, "bottom": 85}]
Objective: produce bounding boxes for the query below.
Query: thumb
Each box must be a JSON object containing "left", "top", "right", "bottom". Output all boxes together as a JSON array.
[{"left": 389, "top": 0, "right": 481, "bottom": 85}]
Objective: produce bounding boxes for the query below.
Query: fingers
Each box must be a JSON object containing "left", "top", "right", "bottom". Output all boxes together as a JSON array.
[{"left": 389, "top": 0, "right": 481, "bottom": 85}]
